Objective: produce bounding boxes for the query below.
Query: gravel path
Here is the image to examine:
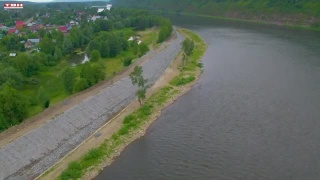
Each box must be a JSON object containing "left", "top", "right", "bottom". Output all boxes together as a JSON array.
[{"left": 0, "top": 31, "right": 183, "bottom": 180}]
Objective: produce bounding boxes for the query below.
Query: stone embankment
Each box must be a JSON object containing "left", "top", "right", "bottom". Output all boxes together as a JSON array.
[{"left": 0, "top": 31, "right": 183, "bottom": 180}]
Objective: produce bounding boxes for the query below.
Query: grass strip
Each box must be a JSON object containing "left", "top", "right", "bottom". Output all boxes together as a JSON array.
[{"left": 56, "top": 28, "right": 207, "bottom": 180}]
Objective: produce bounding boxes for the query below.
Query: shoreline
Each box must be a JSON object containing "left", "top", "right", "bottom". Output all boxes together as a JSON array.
[
  {"left": 152, "top": 10, "right": 320, "bottom": 31},
  {"left": 38, "top": 28, "right": 207, "bottom": 180},
  {"left": 0, "top": 28, "right": 182, "bottom": 179}
]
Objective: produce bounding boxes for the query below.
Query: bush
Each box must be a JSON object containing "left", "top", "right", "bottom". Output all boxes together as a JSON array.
[
  {"left": 123, "top": 114, "right": 135, "bottom": 124},
  {"left": 138, "top": 42, "right": 149, "bottom": 57},
  {"left": 74, "top": 78, "right": 89, "bottom": 92},
  {"left": 44, "top": 99, "right": 50, "bottom": 109},
  {"left": 123, "top": 57, "right": 132, "bottom": 67},
  {"left": 170, "top": 74, "right": 196, "bottom": 86},
  {"left": 59, "top": 162, "right": 82, "bottom": 180}
]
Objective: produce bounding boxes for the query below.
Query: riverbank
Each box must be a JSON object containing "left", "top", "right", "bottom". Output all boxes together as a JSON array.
[
  {"left": 153, "top": 11, "right": 320, "bottom": 31},
  {"left": 37, "top": 28, "right": 207, "bottom": 180},
  {"left": 0, "top": 29, "right": 182, "bottom": 180}
]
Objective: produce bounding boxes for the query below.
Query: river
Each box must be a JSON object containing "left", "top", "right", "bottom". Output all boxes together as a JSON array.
[{"left": 95, "top": 15, "right": 320, "bottom": 180}]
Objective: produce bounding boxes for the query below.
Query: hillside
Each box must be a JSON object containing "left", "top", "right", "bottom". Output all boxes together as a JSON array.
[{"left": 112, "top": 0, "right": 320, "bottom": 28}]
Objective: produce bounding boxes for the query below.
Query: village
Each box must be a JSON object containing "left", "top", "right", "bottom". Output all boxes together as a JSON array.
[{"left": 0, "top": 2, "right": 112, "bottom": 56}]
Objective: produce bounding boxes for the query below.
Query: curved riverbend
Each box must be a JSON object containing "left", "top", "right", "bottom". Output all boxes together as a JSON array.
[{"left": 96, "top": 16, "right": 320, "bottom": 180}]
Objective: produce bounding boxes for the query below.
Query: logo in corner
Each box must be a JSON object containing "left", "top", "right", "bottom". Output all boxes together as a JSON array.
[{"left": 4, "top": 3, "right": 24, "bottom": 10}]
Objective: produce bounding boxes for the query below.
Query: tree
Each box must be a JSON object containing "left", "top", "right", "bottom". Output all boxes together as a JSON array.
[
  {"left": 0, "top": 85, "right": 28, "bottom": 123},
  {"left": 62, "top": 37, "right": 74, "bottom": 55},
  {"left": 74, "top": 78, "right": 89, "bottom": 92},
  {"left": 62, "top": 68, "right": 76, "bottom": 94},
  {"left": 100, "top": 40, "right": 110, "bottom": 58},
  {"left": 123, "top": 56, "right": 132, "bottom": 67},
  {"left": 138, "top": 42, "right": 149, "bottom": 57},
  {"left": 135, "top": 87, "right": 147, "bottom": 105},
  {"left": 11, "top": 53, "right": 40, "bottom": 77},
  {"left": 129, "top": 66, "right": 148, "bottom": 105},
  {"left": 39, "top": 37, "right": 54, "bottom": 55},
  {"left": 54, "top": 47, "right": 62, "bottom": 61},
  {"left": 0, "top": 67, "right": 24, "bottom": 90},
  {"left": 90, "top": 50, "right": 101, "bottom": 62},
  {"left": 182, "top": 38, "right": 194, "bottom": 56},
  {"left": 80, "top": 63, "right": 105, "bottom": 87},
  {"left": 36, "top": 86, "right": 50, "bottom": 109}
]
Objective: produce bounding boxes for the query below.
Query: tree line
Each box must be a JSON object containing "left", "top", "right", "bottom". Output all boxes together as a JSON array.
[{"left": 0, "top": 7, "right": 174, "bottom": 131}]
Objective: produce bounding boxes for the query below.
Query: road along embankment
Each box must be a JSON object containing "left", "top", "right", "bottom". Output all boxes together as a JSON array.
[{"left": 0, "top": 30, "right": 184, "bottom": 180}]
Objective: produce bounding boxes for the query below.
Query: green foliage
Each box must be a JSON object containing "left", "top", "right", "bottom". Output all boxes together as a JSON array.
[
  {"left": 138, "top": 42, "right": 149, "bottom": 57},
  {"left": 11, "top": 53, "right": 41, "bottom": 77},
  {"left": 59, "top": 162, "right": 82, "bottom": 180},
  {"left": 182, "top": 38, "right": 195, "bottom": 56},
  {"left": 62, "top": 37, "right": 74, "bottom": 55},
  {"left": 115, "top": 0, "right": 320, "bottom": 25},
  {"left": 170, "top": 74, "right": 196, "bottom": 86},
  {"left": 136, "top": 87, "right": 147, "bottom": 105},
  {"left": 80, "top": 63, "right": 105, "bottom": 87},
  {"left": 0, "top": 85, "right": 28, "bottom": 124},
  {"left": 157, "top": 19, "right": 173, "bottom": 43},
  {"left": 122, "top": 56, "right": 133, "bottom": 67},
  {"left": 0, "top": 67, "right": 24, "bottom": 90},
  {"left": 129, "top": 66, "right": 147, "bottom": 87},
  {"left": 62, "top": 68, "right": 76, "bottom": 94},
  {"left": 36, "top": 86, "right": 50, "bottom": 109},
  {"left": 90, "top": 50, "right": 101, "bottom": 62},
  {"left": 74, "top": 78, "right": 89, "bottom": 92},
  {"left": 54, "top": 47, "right": 63, "bottom": 61},
  {"left": 39, "top": 37, "right": 55, "bottom": 55}
]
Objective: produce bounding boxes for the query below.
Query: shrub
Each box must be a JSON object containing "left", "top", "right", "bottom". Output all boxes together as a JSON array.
[
  {"left": 123, "top": 114, "right": 135, "bottom": 124},
  {"left": 59, "top": 162, "right": 82, "bottom": 180},
  {"left": 123, "top": 57, "right": 132, "bottom": 67},
  {"left": 74, "top": 78, "right": 89, "bottom": 92},
  {"left": 170, "top": 74, "right": 196, "bottom": 86}
]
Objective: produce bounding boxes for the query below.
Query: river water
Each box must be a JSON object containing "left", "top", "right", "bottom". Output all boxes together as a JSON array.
[{"left": 96, "top": 15, "right": 320, "bottom": 180}]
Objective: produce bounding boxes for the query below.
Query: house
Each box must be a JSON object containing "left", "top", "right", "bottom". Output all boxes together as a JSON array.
[
  {"left": 91, "top": 15, "right": 101, "bottom": 22},
  {"left": 9, "top": 53, "right": 16, "bottom": 57},
  {"left": 27, "top": 39, "right": 40, "bottom": 44},
  {"left": 18, "top": 32, "right": 26, "bottom": 37},
  {"left": 8, "top": 28, "right": 18, "bottom": 35},
  {"left": 0, "top": 25, "right": 9, "bottom": 31},
  {"left": 97, "top": 8, "right": 104, "bottom": 13},
  {"left": 58, "top": 26, "right": 68, "bottom": 33},
  {"left": 106, "top": 4, "right": 112, "bottom": 10},
  {"left": 24, "top": 41, "right": 33, "bottom": 49},
  {"left": 15, "top": 21, "right": 24, "bottom": 29},
  {"left": 25, "top": 39, "right": 40, "bottom": 49},
  {"left": 69, "top": 20, "right": 78, "bottom": 26}
]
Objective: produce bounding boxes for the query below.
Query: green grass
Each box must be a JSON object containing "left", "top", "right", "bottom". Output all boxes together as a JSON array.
[
  {"left": 170, "top": 74, "right": 195, "bottom": 86},
  {"left": 169, "top": 28, "right": 207, "bottom": 87},
  {"left": 17, "top": 28, "right": 159, "bottom": 121},
  {"left": 57, "top": 86, "right": 179, "bottom": 180},
  {"left": 55, "top": 28, "right": 207, "bottom": 180}
]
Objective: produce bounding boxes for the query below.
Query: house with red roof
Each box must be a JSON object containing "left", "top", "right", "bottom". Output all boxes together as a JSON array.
[
  {"left": 15, "top": 21, "right": 24, "bottom": 29},
  {"left": 57, "top": 26, "right": 68, "bottom": 33},
  {"left": 8, "top": 28, "right": 17, "bottom": 34}
]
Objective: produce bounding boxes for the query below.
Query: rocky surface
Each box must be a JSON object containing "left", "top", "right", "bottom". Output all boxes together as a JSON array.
[{"left": 0, "top": 31, "right": 183, "bottom": 180}]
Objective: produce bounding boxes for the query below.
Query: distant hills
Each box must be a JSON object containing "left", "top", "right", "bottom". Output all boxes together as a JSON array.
[{"left": 112, "top": 0, "right": 320, "bottom": 28}]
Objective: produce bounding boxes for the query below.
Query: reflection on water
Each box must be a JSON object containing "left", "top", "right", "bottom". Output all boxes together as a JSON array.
[
  {"left": 69, "top": 53, "right": 90, "bottom": 66},
  {"left": 95, "top": 15, "right": 320, "bottom": 180}
]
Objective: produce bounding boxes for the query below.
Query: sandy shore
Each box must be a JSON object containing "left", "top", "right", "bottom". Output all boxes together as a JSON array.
[{"left": 36, "top": 28, "right": 204, "bottom": 180}]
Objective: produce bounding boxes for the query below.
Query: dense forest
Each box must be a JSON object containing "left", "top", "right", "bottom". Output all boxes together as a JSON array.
[
  {"left": 113, "top": 0, "right": 320, "bottom": 27},
  {"left": 0, "top": 6, "right": 173, "bottom": 131}
]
